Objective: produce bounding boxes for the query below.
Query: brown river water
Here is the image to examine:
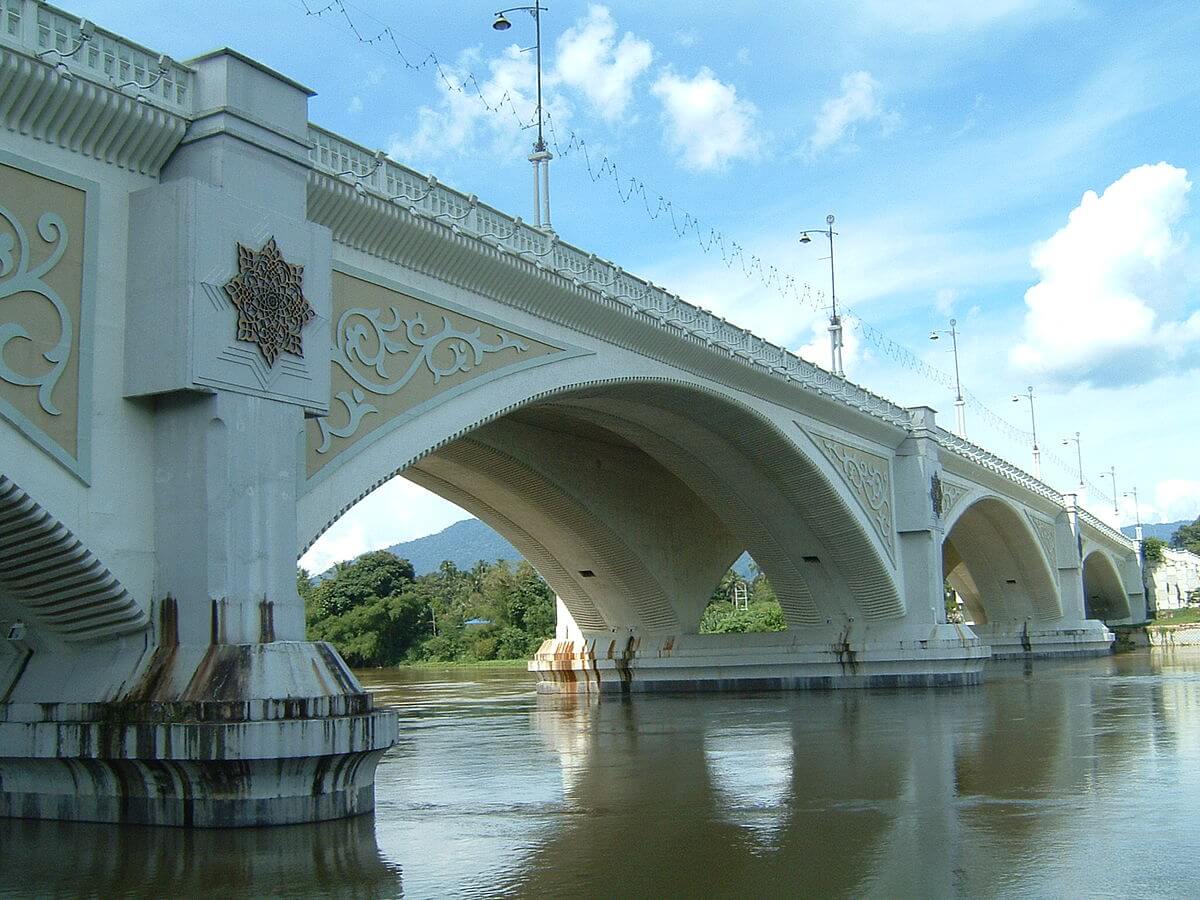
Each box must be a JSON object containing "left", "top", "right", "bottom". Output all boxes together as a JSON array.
[{"left": 2, "top": 648, "right": 1199, "bottom": 898}]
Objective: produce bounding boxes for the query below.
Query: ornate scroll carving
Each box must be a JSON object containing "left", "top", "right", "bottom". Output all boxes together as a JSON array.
[
  {"left": 316, "top": 298, "right": 529, "bottom": 454},
  {"left": 931, "top": 472, "right": 944, "bottom": 517},
  {"left": 0, "top": 207, "right": 71, "bottom": 415},
  {"left": 812, "top": 433, "right": 894, "bottom": 556},
  {"left": 1026, "top": 512, "right": 1058, "bottom": 569},
  {"left": 223, "top": 237, "right": 314, "bottom": 366},
  {"left": 940, "top": 477, "right": 970, "bottom": 520}
]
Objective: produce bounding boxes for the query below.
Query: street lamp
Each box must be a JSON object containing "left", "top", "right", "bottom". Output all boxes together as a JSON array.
[
  {"left": 1061, "top": 431, "right": 1084, "bottom": 493},
  {"left": 799, "top": 214, "right": 843, "bottom": 377},
  {"left": 1123, "top": 487, "right": 1143, "bottom": 541},
  {"left": 1011, "top": 386, "right": 1040, "bottom": 479},
  {"left": 493, "top": 2, "right": 553, "bottom": 231},
  {"left": 1100, "top": 466, "right": 1119, "bottom": 517},
  {"left": 929, "top": 318, "right": 965, "bottom": 438}
]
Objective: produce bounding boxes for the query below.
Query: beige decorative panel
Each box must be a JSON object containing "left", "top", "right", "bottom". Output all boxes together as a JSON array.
[
  {"left": 810, "top": 431, "right": 895, "bottom": 558},
  {"left": 0, "top": 159, "right": 91, "bottom": 479},
  {"left": 1026, "top": 511, "right": 1058, "bottom": 570},
  {"left": 306, "top": 268, "right": 572, "bottom": 479}
]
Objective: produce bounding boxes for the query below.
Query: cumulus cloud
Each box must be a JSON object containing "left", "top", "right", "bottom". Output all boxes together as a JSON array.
[
  {"left": 796, "top": 313, "right": 863, "bottom": 372},
  {"left": 391, "top": 45, "right": 566, "bottom": 166},
  {"left": 651, "top": 67, "right": 759, "bottom": 172},
  {"left": 1011, "top": 162, "right": 1198, "bottom": 387},
  {"left": 555, "top": 5, "right": 652, "bottom": 123},
  {"left": 808, "top": 71, "right": 889, "bottom": 155}
]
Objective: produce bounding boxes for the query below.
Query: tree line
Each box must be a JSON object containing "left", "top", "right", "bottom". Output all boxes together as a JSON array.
[
  {"left": 298, "top": 552, "right": 787, "bottom": 667},
  {"left": 1142, "top": 515, "right": 1200, "bottom": 564}
]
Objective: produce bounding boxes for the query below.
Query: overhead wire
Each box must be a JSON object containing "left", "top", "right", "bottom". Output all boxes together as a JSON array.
[{"left": 294, "top": 0, "right": 1118, "bottom": 511}]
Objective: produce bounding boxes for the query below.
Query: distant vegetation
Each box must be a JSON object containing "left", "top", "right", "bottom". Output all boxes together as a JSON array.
[
  {"left": 299, "top": 552, "right": 554, "bottom": 667},
  {"left": 300, "top": 550, "right": 786, "bottom": 666},
  {"left": 1170, "top": 516, "right": 1200, "bottom": 555},
  {"left": 1143, "top": 537, "right": 1167, "bottom": 564},
  {"left": 699, "top": 568, "right": 786, "bottom": 634}
]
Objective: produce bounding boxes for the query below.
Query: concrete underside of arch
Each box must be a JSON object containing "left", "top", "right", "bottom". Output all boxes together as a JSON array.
[
  {"left": 378, "top": 395, "right": 992, "bottom": 692},
  {"left": 943, "top": 499, "right": 1113, "bottom": 659}
]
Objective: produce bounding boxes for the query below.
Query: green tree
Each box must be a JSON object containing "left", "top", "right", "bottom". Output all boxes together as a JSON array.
[
  {"left": 698, "top": 569, "right": 786, "bottom": 634},
  {"left": 1170, "top": 517, "right": 1200, "bottom": 555},
  {"left": 1143, "top": 536, "right": 1167, "bottom": 564}
]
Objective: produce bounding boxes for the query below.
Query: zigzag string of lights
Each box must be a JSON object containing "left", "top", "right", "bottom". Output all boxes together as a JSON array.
[{"left": 294, "top": 0, "right": 1116, "bottom": 509}]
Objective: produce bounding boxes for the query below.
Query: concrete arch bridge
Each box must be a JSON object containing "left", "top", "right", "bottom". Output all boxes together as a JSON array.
[{"left": 0, "top": 6, "right": 1143, "bottom": 826}]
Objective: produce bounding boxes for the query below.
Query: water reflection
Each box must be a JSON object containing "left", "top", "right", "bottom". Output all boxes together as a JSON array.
[
  {"left": 0, "top": 813, "right": 401, "bottom": 898},
  {"left": 4, "top": 652, "right": 1200, "bottom": 898}
]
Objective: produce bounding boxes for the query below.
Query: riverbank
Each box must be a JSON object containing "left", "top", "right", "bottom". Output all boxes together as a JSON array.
[{"left": 1113, "top": 621, "right": 1200, "bottom": 650}]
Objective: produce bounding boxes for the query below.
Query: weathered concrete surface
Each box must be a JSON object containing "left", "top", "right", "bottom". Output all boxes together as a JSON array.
[
  {"left": 530, "top": 625, "right": 989, "bottom": 694},
  {"left": 0, "top": 602, "right": 397, "bottom": 827}
]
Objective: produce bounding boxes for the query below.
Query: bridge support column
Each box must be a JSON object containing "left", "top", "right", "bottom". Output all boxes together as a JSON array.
[{"left": 0, "top": 49, "right": 395, "bottom": 826}]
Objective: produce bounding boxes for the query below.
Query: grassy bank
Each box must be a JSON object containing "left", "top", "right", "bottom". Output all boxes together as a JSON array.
[{"left": 1150, "top": 608, "right": 1200, "bottom": 626}]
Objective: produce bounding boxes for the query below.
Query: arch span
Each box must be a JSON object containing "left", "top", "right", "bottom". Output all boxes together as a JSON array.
[
  {"left": 1082, "top": 550, "right": 1132, "bottom": 622},
  {"left": 301, "top": 377, "right": 902, "bottom": 636},
  {"left": 942, "top": 495, "right": 1062, "bottom": 626}
]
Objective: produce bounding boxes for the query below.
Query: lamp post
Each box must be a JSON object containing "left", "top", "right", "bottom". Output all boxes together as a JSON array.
[
  {"left": 493, "top": 2, "right": 553, "bottom": 231},
  {"left": 1061, "top": 431, "right": 1084, "bottom": 494},
  {"left": 929, "top": 318, "right": 966, "bottom": 437},
  {"left": 799, "top": 214, "right": 843, "bottom": 377},
  {"left": 1010, "top": 386, "right": 1040, "bottom": 479},
  {"left": 1123, "top": 488, "right": 1143, "bottom": 541},
  {"left": 1100, "top": 466, "right": 1119, "bottom": 518}
]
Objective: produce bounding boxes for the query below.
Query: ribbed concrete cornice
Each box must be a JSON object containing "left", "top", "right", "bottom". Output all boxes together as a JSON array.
[
  {"left": 306, "top": 170, "right": 912, "bottom": 440},
  {"left": 0, "top": 475, "right": 148, "bottom": 642},
  {"left": 0, "top": 46, "right": 185, "bottom": 175}
]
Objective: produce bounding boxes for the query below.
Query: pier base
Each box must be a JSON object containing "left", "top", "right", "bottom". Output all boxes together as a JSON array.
[
  {"left": 973, "top": 620, "right": 1114, "bottom": 659},
  {"left": 0, "top": 638, "right": 397, "bottom": 827},
  {"left": 530, "top": 624, "right": 989, "bottom": 694}
]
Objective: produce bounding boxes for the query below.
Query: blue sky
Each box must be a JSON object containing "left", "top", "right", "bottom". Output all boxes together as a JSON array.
[{"left": 67, "top": 1, "right": 1200, "bottom": 569}]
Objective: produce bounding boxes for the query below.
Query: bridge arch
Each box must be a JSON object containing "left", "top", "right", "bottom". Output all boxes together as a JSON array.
[
  {"left": 1081, "top": 549, "right": 1131, "bottom": 622},
  {"left": 942, "top": 494, "right": 1062, "bottom": 626},
  {"left": 299, "top": 375, "right": 903, "bottom": 635}
]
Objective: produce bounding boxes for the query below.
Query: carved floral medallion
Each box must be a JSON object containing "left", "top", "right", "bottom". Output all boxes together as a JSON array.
[{"left": 223, "top": 237, "right": 314, "bottom": 366}]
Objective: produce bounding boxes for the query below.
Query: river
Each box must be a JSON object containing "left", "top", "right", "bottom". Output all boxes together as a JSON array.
[{"left": 2, "top": 649, "right": 1198, "bottom": 898}]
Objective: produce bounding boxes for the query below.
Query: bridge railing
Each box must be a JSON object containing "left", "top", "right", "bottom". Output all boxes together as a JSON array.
[
  {"left": 1076, "top": 507, "right": 1136, "bottom": 551},
  {"left": 937, "top": 428, "right": 1135, "bottom": 551},
  {"left": 306, "top": 125, "right": 914, "bottom": 429},
  {"left": 934, "top": 427, "right": 1065, "bottom": 506},
  {"left": 0, "top": 0, "right": 193, "bottom": 115}
]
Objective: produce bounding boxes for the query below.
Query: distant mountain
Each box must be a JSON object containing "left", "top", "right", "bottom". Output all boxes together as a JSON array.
[
  {"left": 382, "top": 518, "right": 521, "bottom": 575},
  {"left": 320, "top": 517, "right": 761, "bottom": 580},
  {"left": 1122, "top": 519, "right": 1191, "bottom": 542}
]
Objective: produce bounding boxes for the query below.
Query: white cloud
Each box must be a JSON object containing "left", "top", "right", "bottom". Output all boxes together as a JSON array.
[
  {"left": 555, "top": 5, "right": 653, "bottom": 123},
  {"left": 808, "top": 71, "right": 889, "bottom": 155},
  {"left": 673, "top": 29, "right": 698, "bottom": 48},
  {"left": 1148, "top": 480, "right": 1200, "bottom": 525},
  {"left": 934, "top": 288, "right": 959, "bottom": 315},
  {"left": 796, "top": 314, "right": 863, "bottom": 372},
  {"left": 735, "top": 47, "right": 751, "bottom": 66},
  {"left": 1011, "top": 163, "right": 1198, "bottom": 387},
  {"left": 347, "top": 96, "right": 363, "bottom": 114},
  {"left": 300, "top": 478, "right": 470, "bottom": 574},
  {"left": 650, "top": 67, "right": 759, "bottom": 172},
  {"left": 391, "top": 45, "right": 567, "bottom": 166}
]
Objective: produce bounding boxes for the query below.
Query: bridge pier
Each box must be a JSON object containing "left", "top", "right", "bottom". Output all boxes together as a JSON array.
[{"left": 0, "top": 48, "right": 396, "bottom": 826}]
